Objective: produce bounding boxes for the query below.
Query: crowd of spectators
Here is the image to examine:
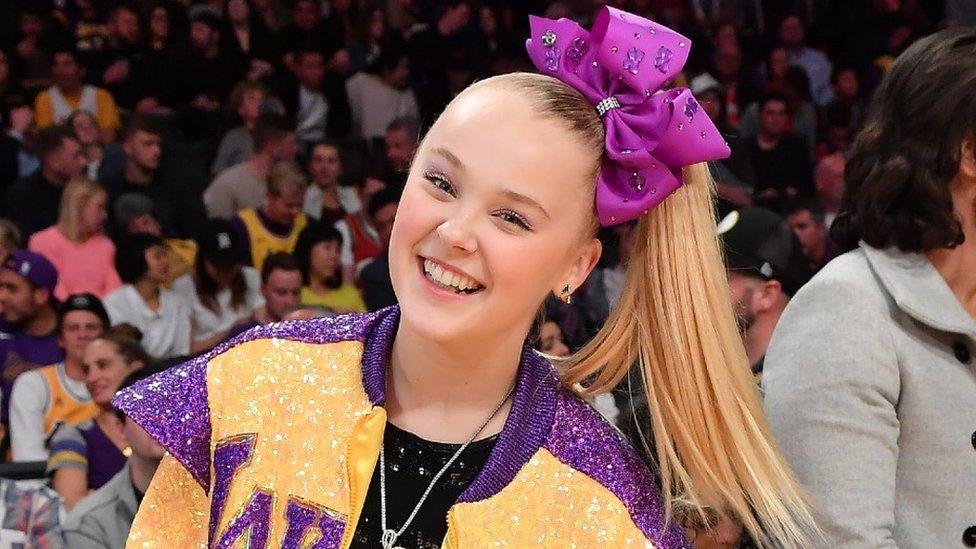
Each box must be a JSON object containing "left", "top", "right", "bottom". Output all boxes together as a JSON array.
[{"left": 0, "top": 0, "right": 970, "bottom": 546}]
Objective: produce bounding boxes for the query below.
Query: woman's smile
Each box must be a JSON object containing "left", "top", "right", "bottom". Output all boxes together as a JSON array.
[{"left": 417, "top": 256, "right": 485, "bottom": 298}]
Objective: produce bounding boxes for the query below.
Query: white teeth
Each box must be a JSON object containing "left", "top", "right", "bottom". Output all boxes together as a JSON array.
[{"left": 423, "top": 258, "right": 481, "bottom": 292}]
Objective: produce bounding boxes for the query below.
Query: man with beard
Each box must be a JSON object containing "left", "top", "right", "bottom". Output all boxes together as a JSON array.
[{"left": 719, "top": 207, "right": 811, "bottom": 379}]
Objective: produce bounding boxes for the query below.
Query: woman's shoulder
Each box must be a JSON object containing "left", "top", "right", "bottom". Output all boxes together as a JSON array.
[
  {"left": 112, "top": 308, "right": 395, "bottom": 490},
  {"left": 27, "top": 225, "right": 61, "bottom": 249},
  {"left": 504, "top": 386, "right": 685, "bottom": 545},
  {"left": 789, "top": 247, "right": 891, "bottom": 313}
]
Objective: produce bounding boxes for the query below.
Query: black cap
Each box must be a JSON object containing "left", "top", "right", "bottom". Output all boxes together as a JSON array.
[
  {"left": 58, "top": 293, "right": 110, "bottom": 329},
  {"left": 196, "top": 219, "right": 242, "bottom": 269},
  {"left": 718, "top": 207, "right": 812, "bottom": 296}
]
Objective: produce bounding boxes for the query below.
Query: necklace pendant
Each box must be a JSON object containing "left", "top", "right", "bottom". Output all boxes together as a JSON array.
[{"left": 380, "top": 529, "right": 403, "bottom": 549}]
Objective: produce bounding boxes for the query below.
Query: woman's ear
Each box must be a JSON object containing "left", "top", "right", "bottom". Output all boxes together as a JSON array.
[
  {"left": 556, "top": 237, "right": 603, "bottom": 295},
  {"left": 960, "top": 135, "right": 976, "bottom": 180}
]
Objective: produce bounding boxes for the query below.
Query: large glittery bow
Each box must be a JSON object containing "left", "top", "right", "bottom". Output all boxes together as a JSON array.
[{"left": 525, "top": 7, "right": 730, "bottom": 226}]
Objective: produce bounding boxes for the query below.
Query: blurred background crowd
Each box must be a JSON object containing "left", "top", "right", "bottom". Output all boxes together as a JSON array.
[{"left": 0, "top": 0, "right": 971, "bottom": 546}]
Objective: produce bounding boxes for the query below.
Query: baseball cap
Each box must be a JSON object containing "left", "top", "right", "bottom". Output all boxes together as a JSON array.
[
  {"left": 2, "top": 250, "right": 58, "bottom": 296},
  {"left": 58, "top": 293, "right": 110, "bottom": 329},
  {"left": 114, "top": 192, "right": 155, "bottom": 230},
  {"left": 718, "top": 208, "right": 812, "bottom": 296},
  {"left": 196, "top": 219, "right": 242, "bottom": 269}
]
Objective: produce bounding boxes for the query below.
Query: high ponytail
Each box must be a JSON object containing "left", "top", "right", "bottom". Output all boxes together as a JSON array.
[
  {"left": 563, "top": 163, "right": 817, "bottom": 547},
  {"left": 469, "top": 72, "right": 816, "bottom": 547}
]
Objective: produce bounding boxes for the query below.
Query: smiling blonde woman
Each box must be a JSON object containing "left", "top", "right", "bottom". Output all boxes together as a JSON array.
[{"left": 115, "top": 8, "right": 815, "bottom": 548}]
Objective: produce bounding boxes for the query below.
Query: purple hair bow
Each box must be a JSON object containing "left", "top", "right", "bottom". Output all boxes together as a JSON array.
[{"left": 526, "top": 7, "right": 731, "bottom": 226}]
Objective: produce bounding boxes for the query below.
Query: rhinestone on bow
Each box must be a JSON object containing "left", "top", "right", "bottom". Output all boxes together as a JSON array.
[
  {"left": 684, "top": 97, "right": 699, "bottom": 122},
  {"left": 596, "top": 96, "right": 621, "bottom": 117},
  {"left": 629, "top": 171, "right": 645, "bottom": 192},
  {"left": 654, "top": 46, "right": 672, "bottom": 74},
  {"left": 541, "top": 30, "right": 559, "bottom": 71},
  {"left": 622, "top": 47, "right": 645, "bottom": 75},
  {"left": 566, "top": 37, "right": 589, "bottom": 67}
]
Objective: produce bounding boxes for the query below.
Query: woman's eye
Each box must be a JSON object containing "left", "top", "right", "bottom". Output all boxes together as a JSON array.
[
  {"left": 496, "top": 210, "right": 532, "bottom": 230},
  {"left": 424, "top": 171, "right": 455, "bottom": 197}
]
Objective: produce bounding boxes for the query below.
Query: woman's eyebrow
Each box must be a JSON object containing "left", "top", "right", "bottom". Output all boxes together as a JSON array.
[
  {"left": 432, "top": 146, "right": 465, "bottom": 170},
  {"left": 432, "top": 145, "right": 551, "bottom": 219},
  {"left": 500, "top": 189, "right": 551, "bottom": 220}
]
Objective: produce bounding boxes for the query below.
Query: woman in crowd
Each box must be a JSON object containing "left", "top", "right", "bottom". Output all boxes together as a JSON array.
[
  {"left": 0, "top": 218, "right": 20, "bottom": 266},
  {"left": 764, "top": 27, "right": 976, "bottom": 548},
  {"left": 28, "top": 177, "right": 122, "bottom": 300},
  {"left": 103, "top": 232, "right": 191, "bottom": 359},
  {"left": 48, "top": 331, "right": 147, "bottom": 509},
  {"left": 172, "top": 220, "right": 263, "bottom": 354},
  {"left": 117, "top": 9, "right": 815, "bottom": 547},
  {"left": 303, "top": 139, "right": 360, "bottom": 225},
  {"left": 293, "top": 222, "right": 366, "bottom": 313}
]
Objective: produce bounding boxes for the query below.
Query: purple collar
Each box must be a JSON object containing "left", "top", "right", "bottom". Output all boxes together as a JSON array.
[{"left": 362, "top": 306, "right": 560, "bottom": 502}]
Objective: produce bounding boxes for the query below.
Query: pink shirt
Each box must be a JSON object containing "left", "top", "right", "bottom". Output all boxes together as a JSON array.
[{"left": 28, "top": 226, "right": 123, "bottom": 300}]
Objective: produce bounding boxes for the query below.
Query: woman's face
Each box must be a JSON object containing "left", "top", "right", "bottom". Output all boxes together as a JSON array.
[
  {"left": 204, "top": 260, "right": 241, "bottom": 288},
  {"left": 309, "top": 144, "right": 342, "bottom": 186},
  {"left": 538, "top": 320, "right": 570, "bottom": 357},
  {"left": 389, "top": 83, "right": 602, "bottom": 344},
  {"left": 370, "top": 9, "right": 385, "bottom": 40},
  {"left": 227, "top": 0, "right": 250, "bottom": 22},
  {"left": 769, "top": 48, "right": 790, "bottom": 80},
  {"left": 83, "top": 339, "right": 138, "bottom": 406},
  {"left": 81, "top": 191, "right": 108, "bottom": 235},
  {"left": 310, "top": 240, "right": 341, "bottom": 279},
  {"left": 144, "top": 244, "right": 171, "bottom": 284},
  {"left": 72, "top": 112, "right": 100, "bottom": 145},
  {"left": 149, "top": 6, "right": 169, "bottom": 39},
  {"left": 0, "top": 51, "right": 9, "bottom": 85},
  {"left": 479, "top": 7, "right": 497, "bottom": 35}
]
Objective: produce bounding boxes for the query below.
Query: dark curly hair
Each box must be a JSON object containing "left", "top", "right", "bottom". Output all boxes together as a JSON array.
[{"left": 831, "top": 27, "right": 976, "bottom": 253}]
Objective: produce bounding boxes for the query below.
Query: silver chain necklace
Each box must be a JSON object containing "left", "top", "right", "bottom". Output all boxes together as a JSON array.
[{"left": 378, "top": 384, "right": 516, "bottom": 549}]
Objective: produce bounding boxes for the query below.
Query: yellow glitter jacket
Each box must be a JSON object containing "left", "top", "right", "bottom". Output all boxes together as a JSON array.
[{"left": 114, "top": 307, "right": 688, "bottom": 548}]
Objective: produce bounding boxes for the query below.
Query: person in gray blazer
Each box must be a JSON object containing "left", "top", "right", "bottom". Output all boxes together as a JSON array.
[{"left": 763, "top": 28, "right": 976, "bottom": 548}]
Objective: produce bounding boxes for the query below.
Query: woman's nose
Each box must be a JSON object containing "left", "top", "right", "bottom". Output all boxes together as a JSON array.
[{"left": 436, "top": 212, "right": 478, "bottom": 253}]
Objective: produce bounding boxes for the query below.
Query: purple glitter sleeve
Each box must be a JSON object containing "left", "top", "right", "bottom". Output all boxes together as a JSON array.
[
  {"left": 112, "top": 307, "right": 397, "bottom": 490},
  {"left": 544, "top": 390, "right": 690, "bottom": 548},
  {"left": 458, "top": 346, "right": 560, "bottom": 503},
  {"left": 113, "top": 355, "right": 213, "bottom": 489}
]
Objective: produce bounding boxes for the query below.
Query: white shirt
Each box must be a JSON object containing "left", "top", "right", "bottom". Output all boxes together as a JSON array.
[
  {"left": 303, "top": 185, "right": 361, "bottom": 220},
  {"left": 103, "top": 285, "right": 192, "bottom": 359},
  {"left": 345, "top": 72, "right": 419, "bottom": 140},
  {"left": 296, "top": 86, "right": 328, "bottom": 143},
  {"left": 171, "top": 268, "right": 264, "bottom": 342},
  {"left": 9, "top": 362, "right": 91, "bottom": 461}
]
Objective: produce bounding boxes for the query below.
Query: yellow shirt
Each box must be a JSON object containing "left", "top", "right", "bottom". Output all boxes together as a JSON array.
[
  {"left": 301, "top": 284, "right": 366, "bottom": 313},
  {"left": 237, "top": 208, "right": 308, "bottom": 270},
  {"left": 34, "top": 86, "right": 121, "bottom": 130}
]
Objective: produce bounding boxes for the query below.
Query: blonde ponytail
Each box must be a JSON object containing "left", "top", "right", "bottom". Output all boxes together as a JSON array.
[
  {"left": 470, "top": 72, "right": 816, "bottom": 546},
  {"left": 563, "top": 164, "right": 817, "bottom": 547}
]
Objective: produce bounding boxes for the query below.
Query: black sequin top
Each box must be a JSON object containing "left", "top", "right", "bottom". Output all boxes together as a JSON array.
[{"left": 350, "top": 422, "right": 498, "bottom": 549}]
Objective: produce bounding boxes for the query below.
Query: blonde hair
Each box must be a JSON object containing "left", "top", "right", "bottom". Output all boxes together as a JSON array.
[
  {"left": 480, "top": 73, "right": 817, "bottom": 547},
  {"left": 267, "top": 160, "right": 309, "bottom": 196},
  {"left": 57, "top": 177, "right": 107, "bottom": 242}
]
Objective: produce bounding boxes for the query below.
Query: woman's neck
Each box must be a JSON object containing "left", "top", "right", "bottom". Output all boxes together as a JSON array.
[
  {"left": 385, "top": 320, "right": 524, "bottom": 443},
  {"left": 927, "top": 183, "right": 976, "bottom": 319},
  {"left": 308, "top": 274, "right": 334, "bottom": 294},
  {"left": 133, "top": 279, "right": 161, "bottom": 309}
]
